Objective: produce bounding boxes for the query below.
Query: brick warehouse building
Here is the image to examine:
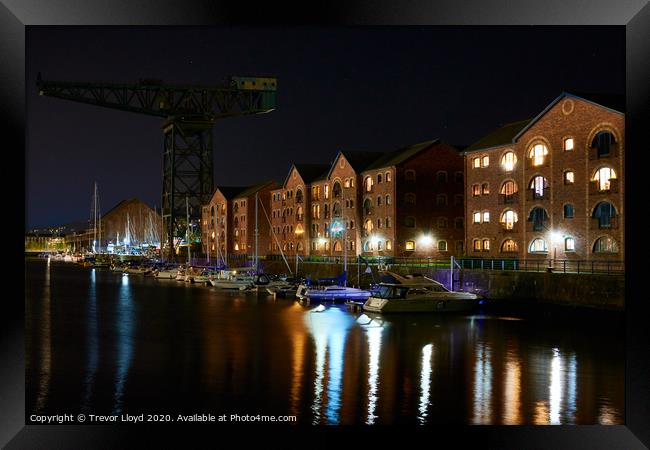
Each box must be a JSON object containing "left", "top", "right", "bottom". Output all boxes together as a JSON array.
[
  {"left": 359, "top": 140, "right": 465, "bottom": 257},
  {"left": 269, "top": 163, "right": 330, "bottom": 256},
  {"left": 464, "top": 92, "right": 624, "bottom": 263},
  {"left": 201, "top": 186, "right": 247, "bottom": 262}
]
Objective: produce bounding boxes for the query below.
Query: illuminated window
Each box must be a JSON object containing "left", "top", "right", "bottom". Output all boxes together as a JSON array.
[
  {"left": 482, "top": 156, "right": 490, "bottom": 167},
  {"left": 472, "top": 184, "right": 481, "bottom": 196},
  {"left": 344, "top": 178, "right": 350, "bottom": 188},
  {"left": 565, "top": 237, "right": 575, "bottom": 251},
  {"left": 405, "top": 170, "right": 416, "bottom": 182},
  {"left": 482, "top": 239, "right": 490, "bottom": 251},
  {"left": 564, "top": 204, "right": 574, "bottom": 218},
  {"left": 385, "top": 172, "right": 391, "bottom": 182},
  {"left": 364, "top": 176, "right": 373, "bottom": 192},
  {"left": 592, "top": 167, "right": 617, "bottom": 191},
  {"left": 481, "top": 183, "right": 490, "bottom": 195},
  {"left": 385, "top": 194, "right": 391, "bottom": 205},
  {"left": 529, "top": 143, "right": 549, "bottom": 166},
  {"left": 529, "top": 176, "right": 548, "bottom": 198},
  {"left": 564, "top": 171, "right": 575, "bottom": 185},
  {"left": 334, "top": 241, "right": 342, "bottom": 252},
  {"left": 405, "top": 216, "right": 416, "bottom": 228},
  {"left": 593, "top": 236, "right": 619, "bottom": 253},
  {"left": 500, "top": 210, "right": 518, "bottom": 229},
  {"left": 324, "top": 184, "right": 330, "bottom": 199},
  {"left": 501, "top": 239, "right": 518, "bottom": 252},
  {"left": 234, "top": 243, "right": 240, "bottom": 251},
  {"left": 564, "top": 138, "right": 574, "bottom": 151},
  {"left": 473, "top": 157, "right": 481, "bottom": 168},
  {"left": 482, "top": 211, "right": 490, "bottom": 222},
  {"left": 405, "top": 193, "right": 416, "bottom": 205},
  {"left": 473, "top": 239, "right": 481, "bottom": 251},
  {"left": 350, "top": 178, "right": 355, "bottom": 187},
  {"left": 312, "top": 186, "right": 320, "bottom": 200},
  {"left": 501, "top": 151, "right": 517, "bottom": 171},
  {"left": 364, "top": 219, "right": 373, "bottom": 233},
  {"left": 438, "top": 240, "right": 448, "bottom": 252},
  {"left": 386, "top": 240, "right": 392, "bottom": 250},
  {"left": 529, "top": 238, "right": 548, "bottom": 253},
  {"left": 437, "top": 171, "right": 448, "bottom": 183},
  {"left": 473, "top": 212, "right": 481, "bottom": 223},
  {"left": 405, "top": 240, "right": 416, "bottom": 251}
]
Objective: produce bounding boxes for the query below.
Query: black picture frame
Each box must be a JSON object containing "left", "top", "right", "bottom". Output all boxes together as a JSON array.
[{"left": 6, "top": 1, "right": 650, "bottom": 447}]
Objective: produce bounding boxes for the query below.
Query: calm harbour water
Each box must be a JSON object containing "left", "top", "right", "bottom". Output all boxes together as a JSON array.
[{"left": 25, "top": 258, "right": 624, "bottom": 425}]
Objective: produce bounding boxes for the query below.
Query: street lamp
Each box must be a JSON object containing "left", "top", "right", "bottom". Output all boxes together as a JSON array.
[
  {"left": 331, "top": 220, "right": 347, "bottom": 281},
  {"left": 550, "top": 231, "right": 563, "bottom": 266}
]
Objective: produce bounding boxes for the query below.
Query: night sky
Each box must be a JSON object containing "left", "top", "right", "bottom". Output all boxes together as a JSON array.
[{"left": 26, "top": 26, "right": 624, "bottom": 229}]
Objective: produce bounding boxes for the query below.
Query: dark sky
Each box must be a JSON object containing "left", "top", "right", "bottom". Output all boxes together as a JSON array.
[{"left": 26, "top": 26, "right": 624, "bottom": 229}]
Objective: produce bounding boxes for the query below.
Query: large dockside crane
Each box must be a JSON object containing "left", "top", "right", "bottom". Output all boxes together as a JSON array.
[{"left": 36, "top": 73, "right": 277, "bottom": 260}]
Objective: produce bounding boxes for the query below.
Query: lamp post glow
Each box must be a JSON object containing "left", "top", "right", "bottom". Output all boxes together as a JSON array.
[
  {"left": 418, "top": 234, "right": 434, "bottom": 256},
  {"left": 550, "top": 231, "right": 562, "bottom": 266},
  {"left": 331, "top": 220, "right": 347, "bottom": 283}
]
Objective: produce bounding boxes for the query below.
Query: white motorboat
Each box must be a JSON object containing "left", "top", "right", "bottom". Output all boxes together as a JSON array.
[
  {"left": 175, "top": 268, "right": 186, "bottom": 281},
  {"left": 362, "top": 271, "right": 479, "bottom": 313},
  {"left": 125, "top": 265, "right": 149, "bottom": 275},
  {"left": 296, "top": 284, "right": 371, "bottom": 302},
  {"left": 192, "top": 269, "right": 216, "bottom": 284},
  {"left": 154, "top": 267, "right": 178, "bottom": 279},
  {"left": 209, "top": 268, "right": 256, "bottom": 290}
]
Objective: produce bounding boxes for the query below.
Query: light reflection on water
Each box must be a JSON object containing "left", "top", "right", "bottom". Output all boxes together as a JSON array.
[{"left": 25, "top": 260, "right": 624, "bottom": 425}]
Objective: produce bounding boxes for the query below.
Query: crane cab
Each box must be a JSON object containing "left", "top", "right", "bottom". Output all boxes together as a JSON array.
[{"left": 231, "top": 76, "right": 277, "bottom": 91}]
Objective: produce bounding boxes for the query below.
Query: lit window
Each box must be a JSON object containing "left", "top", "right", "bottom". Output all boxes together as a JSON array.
[
  {"left": 564, "top": 138, "right": 574, "bottom": 151},
  {"left": 473, "top": 239, "right": 481, "bottom": 251},
  {"left": 501, "top": 151, "right": 517, "bottom": 171},
  {"left": 500, "top": 210, "right": 518, "bottom": 229},
  {"left": 593, "top": 236, "right": 619, "bottom": 253},
  {"left": 365, "top": 219, "right": 373, "bottom": 233},
  {"left": 482, "top": 156, "right": 489, "bottom": 167},
  {"left": 564, "top": 171, "right": 575, "bottom": 185},
  {"left": 234, "top": 243, "right": 239, "bottom": 251},
  {"left": 529, "top": 176, "right": 548, "bottom": 198},
  {"left": 473, "top": 212, "right": 481, "bottom": 223},
  {"left": 385, "top": 195, "right": 391, "bottom": 205},
  {"left": 364, "top": 176, "right": 373, "bottom": 192},
  {"left": 386, "top": 240, "right": 392, "bottom": 250},
  {"left": 565, "top": 237, "right": 575, "bottom": 251},
  {"left": 501, "top": 239, "right": 518, "bottom": 252},
  {"left": 481, "top": 183, "right": 490, "bottom": 195},
  {"left": 377, "top": 241, "right": 383, "bottom": 251},
  {"left": 350, "top": 178, "right": 355, "bottom": 187},
  {"left": 482, "top": 239, "right": 490, "bottom": 251},
  {"left": 529, "top": 238, "right": 548, "bottom": 253},
  {"left": 385, "top": 172, "right": 391, "bottom": 182},
  {"left": 483, "top": 211, "right": 490, "bottom": 222},
  {"left": 529, "top": 144, "right": 549, "bottom": 166},
  {"left": 344, "top": 178, "right": 350, "bottom": 188},
  {"left": 473, "top": 158, "right": 481, "bottom": 168},
  {"left": 405, "top": 240, "right": 416, "bottom": 251},
  {"left": 472, "top": 184, "right": 481, "bottom": 196},
  {"left": 593, "top": 167, "right": 617, "bottom": 191},
  {"left": 324, "top": 184, "right": 330, "bottom": 199},
  {"left": 438, "top": 240, "right": 447, "bottom": 252}
]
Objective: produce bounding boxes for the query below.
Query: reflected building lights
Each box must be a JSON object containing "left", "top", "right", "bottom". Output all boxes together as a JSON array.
[
  {"left": 112, "top": 274, "right": 135, "bottom": 415},
  {"left": 418, "top": 344, "right": 434, "bottom": 424},
  {"left": 326, "top": 328, "right": 345, "bottom": 424},
  {"left": 472, "top": 342, "right": 493, "bottom": 424},
  {"left": 549, "top": 347, "right": 563, "bottom": 424},
  {"left": 566, "top": 353, "right": 577, "bottom": 423},
  {"left": 35, "top": 257, "right": 52, "bottom": 413},
  {"left": 365, "top": 326, "right": 383, "bottom": 425},
  {"left": 503, "top": 347, "right": 521, "bottom": 424},
  {"left": 82, "top": 269, "right": 99, "bottom": 412}
]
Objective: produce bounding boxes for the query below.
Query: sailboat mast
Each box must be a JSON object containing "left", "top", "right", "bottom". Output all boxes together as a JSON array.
[
  {"left": 186, "top": 196, "right": 191, "bottom": 265},
  {"left": 255, "top": 192, "right": 259, "bottom": 271}
]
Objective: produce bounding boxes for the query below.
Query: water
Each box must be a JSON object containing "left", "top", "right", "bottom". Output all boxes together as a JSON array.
[{"left": 25, "top": 259, "right": 624, "bottom": 425}]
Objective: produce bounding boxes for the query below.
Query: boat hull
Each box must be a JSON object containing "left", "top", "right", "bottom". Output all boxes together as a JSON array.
[{"left": 363, "top": 293, "right": 478, "bottom": 313}]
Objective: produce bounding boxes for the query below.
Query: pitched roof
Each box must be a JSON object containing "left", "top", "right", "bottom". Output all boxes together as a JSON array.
[
  {"left": 464, "top": 119, "right": 532, "bottom": 153},
  {"left": 102, "top": 198, "right": 153, "bottom": 219},
  {"left": 364, "top": 139, "right": 440, "bottom": 171},
  {"left": 284, "top": 163, "right": 331, "bottom": 187},
  {"left": 233, "top": 180, "right": 278, "bottom": 199},
  {"left": 326, "top": 150, "right": 385, "bottom": 179},
  {"left": 215, "top": 186, "right": 248, "bottom": 200}
]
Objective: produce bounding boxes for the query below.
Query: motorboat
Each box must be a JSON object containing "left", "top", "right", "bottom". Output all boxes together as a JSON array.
[
  {"left": 295, "top": 272, "right": 371, "bottom": 302},
  {"left": 209, "top": 268, "right": 256, "bottom": 290},
  {"left": 362, "top": 271, "right": 479, "bottom": 313},
  {"left": 245, "top": 273, "right": 292, "bottom": 292},
  {"left": 154, "top": 266, "right": 178, "bottom": 279}
]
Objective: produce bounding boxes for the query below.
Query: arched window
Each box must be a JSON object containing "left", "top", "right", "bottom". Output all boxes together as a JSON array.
[
  {"left": 295, "top": 224, "right": 304, "bottom": 235},
  {"left": 437, "top": 171, "right": 448, "bottom": 183},
  {"left": 333, "top": 202, "right": 342, "bottom": 217},
  {"left": 501, "top": 151, "right": 517, "bottom": 171},
  {"left": 592, "top": 202, "right": 617, "bottom": 229},
  {"left": 405, "top": 170, "right": 416, "bottom": 182},
  {"left": 528, "top": 207, "right": 549, "bottom": 231},
  {"left": 473, "top": 239, "right": 481, "bottom": 251},
  {"left": 436, "top": 194, "right": 447, "bottom": 206},
  {"left": 364, "top": 240, "right": 372, "bottom": 252},
  {"left": 364, "top": 219, "right": 374, "bottom": 233},
  {"left": 529, "top": 238, "right": 548, "bottom": 253},
  {"left": 593, "top": 236, "right": 619, "bottom": 253},
  {"left": 364, "top": 176, "right": 373, "bottom": 192},
  {"left": 529, "top": 176, "right": 549, "bottom": 199},
  {"left": 405, "top": 240, "right": 416, "bottom": 251},
  {"left": 295, "top": 189, "right": 303, "bottom": 203},
  {"left": 501, "top": 239, "right": 518, "bottom": 252},
  {"left": 500, "top": 180, "right": 518, "bottom": 203},
  {"left": 592, "top": 167, "right": 617, "bottom": 191},
  {"left": 377, "top": 218, "right": 382, "bottom": 228},
  {"left": 385, "top": 217, "right": 391, "bottom": 228},
  {"left": 500, "top": 210, "right": 518, "bottom": 230},
  {"left": 405, "top": 193, "right": 416, "bottom": 205},
  {"left": 385, "top": 194, "right": 391, "bottom": 205},
  {"left": 377, "top": 173, "right": 383, "bottom": 183},
  {"left": 333, "top": 240, "right": 342, "bottom": 252},
  {"left": 565, "top": 237, "right": 575, "bottom": 252},
  {"left": 344, "top": 178, "right": 350, "bottom": 188},
  {"left": 385, "top": 171, "right": 392, "bottom": 182},
  {"left": 591, "top": 131, "right": 616, "bottom": 157},
  {"left": 386, "top": 240, "right": 392, "bottom": 250},
  {"left": 363, "top": 198, "right": 372, "bottom": 215},
  {"left": 296, "top": 206, "right": 303, "bottom": 221},
  {"left": 529, "top": 143, "right": 549, "bottom": 166},
  {"left": 333, "top": 181, "right": 342, "bottom": 198},
  {"left": 438, "top": 240, "right": 448, "bottom": 252},
  {"left": 405, "top": 216, "right": 416, "bottom": 228},
  {"left": 481, "top": 183, "right": 490, "bottom": 195},
  {"left": 438, "top": 217, "right": 448, "bottom": 228},
  {"left": 377, "top": 195, "right": 382, "bottom": 206}
]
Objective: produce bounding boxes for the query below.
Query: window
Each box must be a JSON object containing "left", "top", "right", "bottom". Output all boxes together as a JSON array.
[
  {"left": 564, "top": 138, "right": 574, "bottom": 151},
  {"left": 529, "top": 238, "right": 548, "bottom": 253},
  {"left": 385, "top": 172, "right": 391, "bottom": 182},
  {"left": 473, "top": 212, "right": 481, "bottom": 223},
  {"left": 437, "top": 171, "right": 448, "bottom": 183},
  {"left": 405, "top": 170, "right": 416, "bottom": 182},
  {"left": 529, "top": 143, "right": 549, "bottom": 166},
  {"left": 377, "top": 218, "right": 382, "bottom": 229},
  {"left": 364, "top": 176, "right": 373, "bottom": 192},
  {"left": 386, "top": 240, "right": 392, "bottom": 250},
  {"left": 385, "top": 217, "right": 391, "bottom": 228},
  {"left": 405, "top": 193, "right": 416, "bottom": 205},
  {"left": 312, "top": 186, "right": 320, "bottom": 200},
  {"left": 350, "top": 178, "right": 355, "bottom": 188},
  {"left": 377, "top": 241, "right": 383, "bottom": 251},
  {"left": 334, "top": 241, "right": 342, "bottom": 252},
  {"left": 296, "top": 189, "right": 303, "bottom": 203},
  {"left": 473, "top": 239, "right": 481, "bottom": 251},
  {"left": 593, "top": 167, "right": 617, "bottom": 191},
  {"left": 364, "top": 219, "right": 374, "bottom": 233},
  {"left": 438, "top": 240, "right": 448, "bottom": 252},
  {"left": 454, "top": 195, "right": 463, "bottom": 206},
  {"left": 332, "top": 202, "right": 342, "bottom": 217},
  {"left": 592, "top": 131, "right": 615, "bottom": 157},
  {"left": 344, "top": 178, "right": 350, "bottom": 188},
  {"left": 529, "top": 176, "right": 548, "bottom": 198},
  {"left": 593, "top": 236, "right": 619, "bottom": 253},
  {"left": 455, "top": 171, "right": 463, "bottom": 183},
  {"left": 472, "top": 184, "right": 481, "bottom": 196},
  {"left": 481, "top": 183, "right": 490, "bottom": 195},
  {"left": 500, "top": 180, "right": 518, "bottom": 202},
  {"left": 333, "top": 181, "right": 342, "bottom": 198},
  {"left": 473, "top": 157, "right": 481, "bottom": 168},
  {"left": 482, "top": 211, "right": 490, "bottom": 223},
  {"left": 500, "top": 210, "right": 518, "bottom": 230},
  {"left": 501, "top": 239, "right": 518, "bottom": 252},
  {"left": 482, "top": 156, "right": 490, "bottom": 167},
  {"left": 482, "top": 239, "right": 490, "bottom": 251},
  {"left": 593, "top": 202, "right": 616, "bottom": 229},
  {"left": 349, "top": 199, "right": 354, "bottom": 208},
  {"left": 564, "top": 171, "right": 575, "bottom": 185},
  {"left": 436, "top": 194, "right": 447, "bottom": 206},
  {"left": 350, "top": 220, "right": 355, "bottom": 229},
  {"left": 455, "top": 217, "right": 464, "bottom": 229},
  {"left": 377, "top": 195, "right": 382, "bottom": 206},
  {"left": 324, "top": 184, "right": 330, "bottom": 199},
  {"left": 565, "top": 237, "right": 575, "bottom": 252},
  {"left": 405, "top": 216, "right": 416, "bottom": 228},
  {"left": 363, "top": 198, "right": 372, "bottom": 215},
  {"left": 501, "top": 151, "right": 517, "bottom": 171},
  {"left": 438, "top": 217, "right": 448, "bottom": 228},
  {"left": 296, "top": 206, "right": 303, "bottom": 221},
  {"left": 405, "top": 240, "right": 416, "bottom": 251},
  {"left": 564, "top": 204, "right": 574, "bottom": 218},
  {"left": 385, "top": 195, "right": 391, "bottom": 205},
  {"left": 528, "top": 207, "right": 549, "bottom": 231},
  {"left": 377, "top": 173, "right": 383, "bottom": 183}
]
